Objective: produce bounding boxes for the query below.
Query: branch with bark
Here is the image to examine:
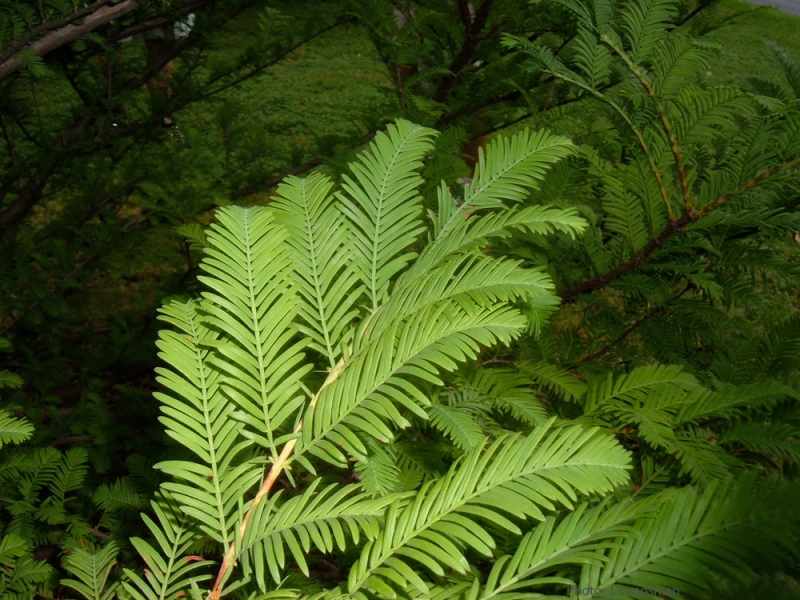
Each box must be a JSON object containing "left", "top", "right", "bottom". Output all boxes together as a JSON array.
[
  {"left": 0, "top": 0, "right": 115, "bottom": 66},
  {"left": 0, "top": 0, "right": 139, "bottom": 80},
  {"left": 0, "top": 5, "right": 344, "bottom": 232},
  {"left": 432, "top": 0, "right": 496, "bottom": 103},
  {"left": 558, "top": 158, "right": 800, "bottom": 304}
]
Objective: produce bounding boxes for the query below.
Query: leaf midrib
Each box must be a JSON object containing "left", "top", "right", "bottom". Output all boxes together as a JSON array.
[
  {"left": 187, "top": 311, "right": 230, "bottom": 552},
  {"left": 351, "top": 453, "right": 628, "bottom": 592},
  {"left": 369, "top": 128, "right": 419, "bottom": 311}
]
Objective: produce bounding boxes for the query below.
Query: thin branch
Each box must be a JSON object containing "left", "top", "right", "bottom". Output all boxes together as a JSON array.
[
  {"left": 58, "top": 58, "right": 92, "bottom": 107},
  {"left": 602, "top": 35, "right": 691, "bottom": 213},
  {"left": 185, "top": 18, "right": 350, "bottom": 104},
  {"left": 558, "top": 159, "right": 799, "bottom": 303},
  {"left": 578, "top": 284, "right": 692, "bottom": 362},
  {"left": 0, "top": 5, "right": 338, "bottom": 231},
  {"left": 432, "top": 0, "right": 496, "bottom": 102},
  {"left": 695, "top": 156, "right": 800, "bottom": 217},
  {"left": 540, "top": 63, "right": 676, "bottom": 221},
  {"left": 0, "top": 115, "right": 15, "bottom": 167},
  {"left": 208, "top": 354, "right": 350, "bottom": 600},
  {"left": 0, "top": 111, "right": 96, "bottom": 229},
  {"left": 108, "top": 0, "right": 212, "bottom": 42}
]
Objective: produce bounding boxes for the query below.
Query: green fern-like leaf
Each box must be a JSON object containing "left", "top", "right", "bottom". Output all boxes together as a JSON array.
[
  {"left": 580, "top": 476, "right": 800, "bottom": 596},
  {"left": 347, "top": 420, "right": 631, "bottom": 596},
  {"left": 0, "top": 410, "right": 34, "bottom": 448},
  {"left": 61, "top": 542, "right": 119, "bottom": 600},
  {"left": 337, "top": 119, "right": 437, "bottom": 310},
  {"left": 122, "top": 494, "right": 214, "bottom": 600},
  {"left": 199, "top": 207, "right": 313, "bottom": 456},
  {"left": 153, "top": 299, "right": 261, "bottom": 548},
  {"left": 272, "top": 173, "right": 363, "bottom": 367}
]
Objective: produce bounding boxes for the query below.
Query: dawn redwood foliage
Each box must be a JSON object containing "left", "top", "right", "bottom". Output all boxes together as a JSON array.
[
  {"left": 123, "top": 117, "right": 799, "bottom": 597},
  {"left": 1, "top": 0, "right": 800, "bottom": 598}
]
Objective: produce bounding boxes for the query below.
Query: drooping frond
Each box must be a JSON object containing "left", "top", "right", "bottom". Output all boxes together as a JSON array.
[
  {"left": 601, "top": 174, "right": 650, "bottom": 254},
  {"left": 0, "top": 370, "right": 23, "bottom": 389},
  {"left": 92, "top": 479, "right": 145, "bottom": 513},
  {"left": 48, "top": 448, "right": 88, "bottom": 504},
  {"left": 718, "top": 422, "right": 800, "bottom": 465},
  {"left": 337, "top": 120, "right": 437, "bottom": 310},
  {"left": 347, "top": 421, "right": 631, "bottom": 596}
]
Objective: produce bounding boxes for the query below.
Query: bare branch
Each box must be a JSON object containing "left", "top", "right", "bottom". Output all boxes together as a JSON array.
[
  {"left": 0, "top": 0, "right": 115, "bottom": 66},
  {"left": 0, "top": 0, "right": 139, "bottom": 80}
]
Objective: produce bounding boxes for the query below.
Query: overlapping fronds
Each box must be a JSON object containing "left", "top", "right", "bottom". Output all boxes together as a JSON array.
[
  {"left": 458, "top": 498, "right": 651, "bottom": 599},
  {"left": 582, "top": 364, "right": 700, "bottom": 414},
  {"left": 675, "top": 381, "right": 798, "bottom": 425},
  {"left": 428, "top": 399, "right": 486, "bottom": 451},
  {"left": 468, "top": 367, "right": 551, "bottom": 425},
  {"left": 138, "top": 118, "right": 590, "bottom": 599},
  {"left": 405, "top": 203, "right": 586, "bottom": 288},
  {"left": 364, "top": 254, "right": 558, "bottom": 342},
  {"left": 347, "top": 422, "right": 631, "bottom": 596},
  {"left": 299, "top": 301, "right": 527, "bottom": 467},
  {"left": 0, "top": 533, "right": 52, "bottom": 599},
  {"left": 580, "top": 477, "right": 800, "bottom": 597},
  {"left": 199, "top": 208, "right": 312, "bottom": 456},
  {"left": 240, "top": 481, "right": 400, "bottom": 588},
  {"left": 578, "top": 363, "right": 800, "bottom": 482}
]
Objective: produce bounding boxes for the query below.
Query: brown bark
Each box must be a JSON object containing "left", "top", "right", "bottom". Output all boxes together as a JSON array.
[
  {"left": 559, "top": 214, "right": 693, "bottom": 304},
  {"left": 0, "top": 0, "right": 139, "bottom": 80},
  {"left": 432, "top": 0, "right": 495, "bottom": 103},
  {"left": 558, "top": 158, "right": 800, "bottom": 304},
  {"left": 0, "top": 0, "right": 115, "bottom": 66}
]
